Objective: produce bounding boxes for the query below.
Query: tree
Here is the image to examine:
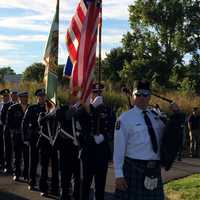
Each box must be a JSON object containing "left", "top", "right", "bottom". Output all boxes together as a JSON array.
[
  {"left": 0, "top": 67, "right": 16, "bottom": 83},
  {"left": 57, "top": 64, "right": 70, "bottom": 87},
  {"left": 22, "top": 63, "right": 69, "bottom": 86},
  {"left": 101, "top": 47, "right": 132, "bottom": 82},
  {"left": 22, "top": 63, "right": 45, "bottom": 82},
  {"left": 120, "top": 0, "right": 200, "bottom": 87},
  {"left": 184, "top": 53, "right": 200, "bottom": 94}
]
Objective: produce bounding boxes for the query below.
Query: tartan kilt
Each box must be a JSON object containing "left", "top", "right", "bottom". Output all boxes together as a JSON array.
[{"left": 115, "top": 157, "right": 164, "bottom": 200}]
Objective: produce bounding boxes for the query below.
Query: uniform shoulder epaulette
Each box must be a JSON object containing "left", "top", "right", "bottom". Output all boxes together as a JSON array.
[
  {"left": 149, "top": 109, "right": 167, "bottom": 124},
  {"left": 8, "top": 103, "right": 20, "bottom": 110},
  {"left": 149, "top": 109, "right": 159, "bottom": 116}
]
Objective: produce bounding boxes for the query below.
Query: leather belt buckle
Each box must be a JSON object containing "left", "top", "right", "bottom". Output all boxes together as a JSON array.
[{"left": 146, "top": 161, "right": 157, "bottom": 168}]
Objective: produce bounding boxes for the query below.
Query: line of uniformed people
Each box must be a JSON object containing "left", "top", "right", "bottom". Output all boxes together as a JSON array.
[{"left": 0, "top": 84, "right": 116, "bottom": 200}]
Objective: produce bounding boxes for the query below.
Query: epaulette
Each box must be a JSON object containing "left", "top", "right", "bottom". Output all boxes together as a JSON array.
[
  {"left": 149, "top": 109, "right": 167, "bottom": 124},
  {"left": 8, "top": 103, "right": 20, "bottom": 110}
]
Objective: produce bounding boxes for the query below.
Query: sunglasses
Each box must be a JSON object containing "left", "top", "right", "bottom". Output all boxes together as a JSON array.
[{"left": 135, "top": 93, "right": 150, "bottom": 97}]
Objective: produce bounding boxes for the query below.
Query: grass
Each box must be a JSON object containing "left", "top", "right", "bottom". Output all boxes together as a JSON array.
[{"left": 164, "top": 174, "right": 200, "bottom": 200}]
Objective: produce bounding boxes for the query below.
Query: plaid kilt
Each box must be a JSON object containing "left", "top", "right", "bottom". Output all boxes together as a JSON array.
[{"left": 115, "top": 157, "right": 164, "bottom": 200}]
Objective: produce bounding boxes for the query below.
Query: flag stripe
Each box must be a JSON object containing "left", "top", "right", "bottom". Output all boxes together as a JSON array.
[
  {"left": 65, "top": 0, "right": 101, "bottom": 103},
  {"left": 66, "top": 32, "right": 77, "bottom": 62}
]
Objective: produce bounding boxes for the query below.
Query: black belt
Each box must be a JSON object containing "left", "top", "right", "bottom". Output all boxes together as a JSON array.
[{"left": 125, "top": 157, "right": 160, "bottom": 168}]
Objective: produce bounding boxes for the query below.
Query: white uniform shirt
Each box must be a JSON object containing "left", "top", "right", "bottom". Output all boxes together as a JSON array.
[
  {"left": 0, "top": 102, "right": 4, "bottom": 125},
  {"left": 114, "top": 106, "right": 165, "bottom": 178}
]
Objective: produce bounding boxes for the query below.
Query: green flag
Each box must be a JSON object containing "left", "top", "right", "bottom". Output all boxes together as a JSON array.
[{"left": 43, "top": 0, "right": 59, "bottom": 105}]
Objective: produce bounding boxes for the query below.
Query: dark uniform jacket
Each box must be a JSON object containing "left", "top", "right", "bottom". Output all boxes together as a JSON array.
[
  {"left": 7, "top": 103, "right": 29, "bottom": 132},
  {"left": 55, "top": 105, "right": 79, "bottom": 148},
  {"left": 78, "top": 103, "right": 116, "bottom": 161},
  {"left": 38, "top": 109, "right": 58, "bottom": 146},
  {"left": 22, "top": 104, "right": 46, "bottom": 143},
  {"left": 160, "top": 111, "right": 186, "bottom": 170},
  {"left": 1, "top": 102, "right": 13, "bottom": 126}
]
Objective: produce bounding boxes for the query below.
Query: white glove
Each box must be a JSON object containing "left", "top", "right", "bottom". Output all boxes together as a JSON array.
[
  {"left": 91, "top": 96, "right": 103, "bottom": 108},
  {"left": 94, "top": 134, "right": 104, "bottom": 144}
]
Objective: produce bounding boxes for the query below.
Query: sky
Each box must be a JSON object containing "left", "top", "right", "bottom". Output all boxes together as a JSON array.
[{"left": 0, "top": 0, "right": 133, "bottom": 74}]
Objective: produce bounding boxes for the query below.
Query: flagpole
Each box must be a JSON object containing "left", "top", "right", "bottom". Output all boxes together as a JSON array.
[{"left": 98, "top": 0, "right": 102, "bottom": 95}]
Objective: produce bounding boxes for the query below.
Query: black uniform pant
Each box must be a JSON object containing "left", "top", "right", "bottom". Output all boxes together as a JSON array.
[
  {"left": 191, "top": 130, "right": 200, "bottom": 157},
  {"left": 4, "top": 126, "right": 12, "bottom": 170},
  {"left": 59, "top": 143, "right": 80, "bottom": 200},
  {"left": 23, "top": 143, "right": 29, "bottom": 179},
  {"left": 29, "top": 140, "right": 39, "bottom": 186},
  {"left": 0, "top": 125, "right": 4, "bottom": 169},
  {"left": 82, "top": 144, "right": 109, "bottom": 200},
  {"left": 13, "top": 133, "right": 29, "bottom": 179},
  {"left": 13, "top": 134, "right": 23, "bottom": 177},
  {"left": 39, "top": 142, "right": 59, "bottom": 193}
]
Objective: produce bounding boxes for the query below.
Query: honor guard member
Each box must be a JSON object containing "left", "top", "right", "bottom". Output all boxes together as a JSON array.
[
  {"left": 114, "top": 80, "right": 167, "bottom": 200},
  {"left": 56, "top": 97, "right": 81, "bottom": 200},
  {"left": 170, "top": 104, "right": 186, "bottom": 161},
  {"left": 22, "top": 88, "right": 46, "bottom": 190},
  {"left": 0, "top": 89, "right": 10, "bottom": 171},
  {"left": 0, "top": 89, "right": 14, "bottom": 173},
  {"left": 37, "top": 100, "right": 59, "bottom": 197},
  {"left": 81, "top": 83, "right": 115, "bottom": 200},
  {"left": 10, "top": 89, "right": 19, "bottom": 104},
  {"left": 188, "top": 107, "right": 200, "bottom": 158},
  {"left": 7, "top": 91, "right": 29, "bottom": 181}
]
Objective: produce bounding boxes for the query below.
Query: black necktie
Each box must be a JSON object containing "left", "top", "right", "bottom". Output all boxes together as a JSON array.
[{"left": 143, "top": 110, "right": 158, "bottom": 153}]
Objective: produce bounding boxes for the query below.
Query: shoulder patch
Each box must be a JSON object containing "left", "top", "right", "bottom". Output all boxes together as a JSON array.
[{"left": 115, "top": 120, "right": 121, "bottom": 130}]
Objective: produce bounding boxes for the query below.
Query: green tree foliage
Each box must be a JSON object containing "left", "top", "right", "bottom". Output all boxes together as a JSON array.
[
  {"left": 22, "top": 63, "right": 69, "bottom": 86},
  {"left": 185, "top": 53, "right": 200, "bottom": 93},
  {"left": 22, "top": 63, "right": 45, "bottom": 82},
  {"left": 57, "top": 64, "right": 70, "bottom": 87},
  {"left": 0, "top": 66, "right": 15, "bottom": 83},
  {"left": 101, "top": 47, "right": 132, "bottom": 82},
  {"left": 119, "top": 0, "right": 200, "bottom": 88}
]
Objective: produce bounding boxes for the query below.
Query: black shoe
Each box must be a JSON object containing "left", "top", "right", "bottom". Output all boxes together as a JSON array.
[
  {"left": 40, "top": 191, "right": 48, "bottom": 197},
  {"left": 28, "top": 185, "right": 36, "bottom": 191},
  {"left": 13, "top": 175, "right": 20, "bottom": 181},
  {"left": 24, "top": 178, "right": 29, "bottom": 182},
  {"left": 3, "top": 168, "right": 8, "bottom": 174},
  {"left": 3, "top": 168, "right": 12, "bottom": 174}
]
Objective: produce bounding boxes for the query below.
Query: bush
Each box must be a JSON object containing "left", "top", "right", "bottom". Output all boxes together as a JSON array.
[{"left": 0, "top": 82, "right": 199, "bottom": 115}]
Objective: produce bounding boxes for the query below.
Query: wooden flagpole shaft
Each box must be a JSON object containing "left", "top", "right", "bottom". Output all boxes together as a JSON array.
[{"left": 151, "top": 92, "right": 173, "bottom": 103}]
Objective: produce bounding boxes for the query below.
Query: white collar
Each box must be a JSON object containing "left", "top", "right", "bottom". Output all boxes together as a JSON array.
[{"left": 133, "top": 105, "right": 148, "bottom": 114}]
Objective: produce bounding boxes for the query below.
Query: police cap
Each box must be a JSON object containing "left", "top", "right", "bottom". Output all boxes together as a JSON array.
[
  {"left": 18, "top": 91, "right": 29, "bottom": 97},
  {"left": 0, "top": 89, "right": 10, "bottom": 96},
  {"left": 10, "top": 89, "right": 18, "bottom": 95},
  {"left": 133, "top": 80, "right": 151, "bottom": 96},
  {"left": 35, "top": 88, "right": 45, "bottom": 96}
]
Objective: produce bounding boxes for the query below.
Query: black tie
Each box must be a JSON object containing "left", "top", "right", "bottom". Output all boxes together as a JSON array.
[{"left": 143, "top": 110, "right": 158, "bottom": 153}]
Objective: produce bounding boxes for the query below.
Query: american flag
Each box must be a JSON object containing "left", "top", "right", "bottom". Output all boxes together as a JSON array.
[{"left": 65, "top": 0, "right": 101, "bottom": 103}]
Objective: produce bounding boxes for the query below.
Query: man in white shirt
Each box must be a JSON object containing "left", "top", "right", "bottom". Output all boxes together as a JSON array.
[{"left": 114, "top": 80, "right": 166, "bottom": 200}]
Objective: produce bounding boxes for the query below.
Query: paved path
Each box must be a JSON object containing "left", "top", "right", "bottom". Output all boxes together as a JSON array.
[{"left": 0, "top": 158, "right": 199, "bottom": 200}]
